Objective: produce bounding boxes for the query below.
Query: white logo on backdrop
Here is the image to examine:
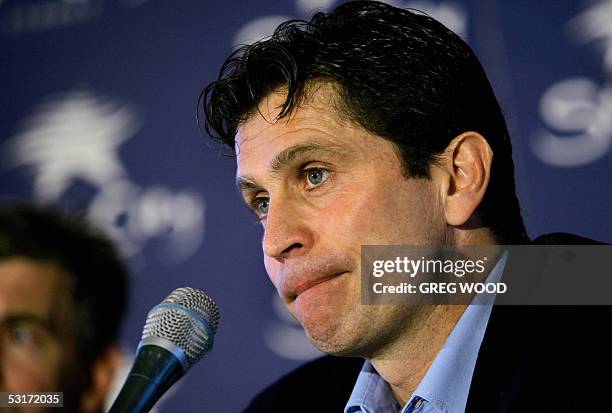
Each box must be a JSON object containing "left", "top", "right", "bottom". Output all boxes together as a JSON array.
[
  {"left": 569, "top": 0, "right": 612, "bottom": 75},
  {"left": 6, "top": 89, "right": 136, "bottom": 202},
  {"left": 4, "top": 88, "right": 205, "bottom": 263},
  {"left": 233, "top": 0, "right": 467, "bottom": 47},
  {"left": 0, "top": 0, "right": 103, "bottom": 34},
  {"left": 531, "top": 0, "right": 612, "bottom": 167},
  {"left": 88, "top": 180, "right": 204, "bottom": 260},
  {"left": 533, "top": 78, "right": 612, "bottom": 167},
  {"left": 233, "top": 0, "right": 468, "bottom": 361},
  {"left": 263, "top": 294, "right": 322, "bottom": 361},
  {"left": 387, "top": 0, "right": 467, "bottom": 38},
  {"left": 0, "top": 0, "right": 154, "bottom": 35}
]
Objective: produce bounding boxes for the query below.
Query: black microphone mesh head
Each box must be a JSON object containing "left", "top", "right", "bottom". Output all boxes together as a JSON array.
[{"left": 141, "top": 287, "right": 220, "bottom": 367}]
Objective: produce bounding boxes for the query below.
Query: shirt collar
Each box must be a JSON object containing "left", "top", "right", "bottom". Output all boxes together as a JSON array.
[
  {"left": 345, "top": 252, "right": 507, "bottom": 413},
  {"left": 344, "top": 362, "right": 400, "bottom": 413}
]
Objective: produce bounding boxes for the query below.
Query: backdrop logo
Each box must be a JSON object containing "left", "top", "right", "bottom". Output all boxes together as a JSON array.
[
  {"left": 569, "top": 0, "right": 612, "bottom": 75},
  {"left": 4, "top": 88, "right": 205, "bottom": 264},
  {"left": 232, "top": 0, "right": 467, "bottom": 47},
  {"left": 0, "top": 0, "right": 155, "bottom": 35},
  {"left": 263, "top": 294, "right": 322, "bottom": 361},
  {"left": 6, "top": 89, "right": 137, "bottom": 202},
  {"left": 0, "top": 0, "right": 103, "bottom": 34},
  {"left": 531, "top": 0, "right": 612, "bottom": 167}
]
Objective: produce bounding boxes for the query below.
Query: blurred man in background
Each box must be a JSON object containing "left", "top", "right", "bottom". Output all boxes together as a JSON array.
[{"left": 0, "top": 203, "right": 128, "bottom": 412}]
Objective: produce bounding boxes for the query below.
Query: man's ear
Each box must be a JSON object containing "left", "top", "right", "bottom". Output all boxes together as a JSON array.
[
  {"left": 80, "top": 345, "right": 123, "bottom": 413},
  {"left": 437, "top": 131, "right": 493, "bottom": 227}
]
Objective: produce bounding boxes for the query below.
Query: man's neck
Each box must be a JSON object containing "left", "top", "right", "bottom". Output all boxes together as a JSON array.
[
  {"left": 369, "top": 304, "right": 468, "bottom": 406},
  {"left": 370, "top": 227, "right": 499, "bottom": 406}
]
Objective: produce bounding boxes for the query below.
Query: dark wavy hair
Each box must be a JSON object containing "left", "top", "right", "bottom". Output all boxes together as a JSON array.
[
  {"left": 0, "top": 202, "right": 128, "bottom": 409},
  {"left": 200, "top": 0, "right": 528, "bottom": 244}
]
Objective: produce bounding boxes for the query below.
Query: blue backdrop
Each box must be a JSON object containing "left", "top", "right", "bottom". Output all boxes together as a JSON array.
[{"left": 1, "top": 0, "right": 611, "bottom": 412}]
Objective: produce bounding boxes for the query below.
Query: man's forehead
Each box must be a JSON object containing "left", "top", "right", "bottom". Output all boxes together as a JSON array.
[
  {"left": 0, "top": 259, "right": 67, "bottom": 314},
  {"left": 233, "top": 82, "right": 397, "bottom": 187},
  {"left": 235, "top": 82, "right": 345, "bottom": 148}
]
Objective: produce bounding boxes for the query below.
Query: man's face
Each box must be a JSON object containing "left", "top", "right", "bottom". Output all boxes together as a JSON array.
[
  {"left": 236, "top": 84, "right": 448, "bottom": 357},
  {"left": 0, "top": 258, "right": 75, "bottom": 413}
]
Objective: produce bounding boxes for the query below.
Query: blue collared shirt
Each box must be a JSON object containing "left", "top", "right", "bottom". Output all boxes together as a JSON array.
[{"left": 345, "top": 253, "right": 507, "bottom": 413}]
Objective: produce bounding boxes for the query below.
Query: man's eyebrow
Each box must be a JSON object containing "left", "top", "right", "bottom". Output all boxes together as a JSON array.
[
  {"left": 236, "top": 176, "right": 262, "bottom": 194},
  {"left": 236, "top": 142, "right": 348, "bottom": 194},
  {"left": 268, "top": 142, "right": 347, "bottom": 173}
]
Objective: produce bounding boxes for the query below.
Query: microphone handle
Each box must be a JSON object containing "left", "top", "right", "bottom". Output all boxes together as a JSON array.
[{"left": 108, "top": 345, "right": 184, "bottom": 413}]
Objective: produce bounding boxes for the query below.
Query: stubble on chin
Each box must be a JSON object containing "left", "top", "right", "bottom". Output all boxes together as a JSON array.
[{"left": 300, "top": 295, "right": 441, "bottom": 362}]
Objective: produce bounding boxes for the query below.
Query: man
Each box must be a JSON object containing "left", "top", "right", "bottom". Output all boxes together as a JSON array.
[
  {"left": 0, "top": 203, "right": 128, "bottom": 412},
  {"left": 201, "top": 1, "right": 609, "bottom": 412}
]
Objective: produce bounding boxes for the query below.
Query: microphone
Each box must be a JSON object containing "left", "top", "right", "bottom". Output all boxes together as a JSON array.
[{"left": 108, "top": 287, "right": 220, "bottom": 413}]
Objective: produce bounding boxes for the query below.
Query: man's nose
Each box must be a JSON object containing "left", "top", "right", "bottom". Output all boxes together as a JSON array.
[{"left": 262, "top": 195, "right": 314, "bottom": 261}]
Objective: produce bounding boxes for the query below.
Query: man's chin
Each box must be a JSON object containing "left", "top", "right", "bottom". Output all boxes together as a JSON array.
[
  {"left": 288, "top": 273, "right": 366, "bottom": 355},
  {"left": 303, "top": 329, "right": 356, "bottom": 356},
  {"left": 297, "top": 309, "right": 370, "bottom": 357}
]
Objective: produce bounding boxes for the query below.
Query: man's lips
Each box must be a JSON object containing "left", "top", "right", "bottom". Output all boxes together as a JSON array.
[
  {"left": 292, "top": 273, "right": 343, "bottom": 298},
  {"left": 279, "top": 269, "right": 349, "bottom": 302},
  {"left": 272, "top": 254, "right": 354, "bottom": 302}
]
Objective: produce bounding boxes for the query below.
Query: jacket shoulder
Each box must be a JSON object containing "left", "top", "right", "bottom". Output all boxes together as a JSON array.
[
  {"left": 532, "top": 232, "right": 607, "bottom": 245},
  {"left": 243, "top": 356, "right": 363, "bottom": 413}
]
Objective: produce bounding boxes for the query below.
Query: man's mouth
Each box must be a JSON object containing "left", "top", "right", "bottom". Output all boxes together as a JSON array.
[
  {"left": 281, "top": 270, "right": 349, "bottom": 302},
  {"left": 293, "top": 273, "right": 343, "bottom": 298}
]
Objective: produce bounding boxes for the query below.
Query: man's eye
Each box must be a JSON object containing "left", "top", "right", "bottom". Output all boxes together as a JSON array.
[
  {"left": 305, "top": 168, "right": 330, "bottom": 187},
  {"left": 253, "top": 197, "right": 269, "bottom": 215},
  {"left": 9, "top": 325, "right": 36, "bottom": 345},
  {"left": 2, "top": 322, "right": 42, "bottom": 349}
]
